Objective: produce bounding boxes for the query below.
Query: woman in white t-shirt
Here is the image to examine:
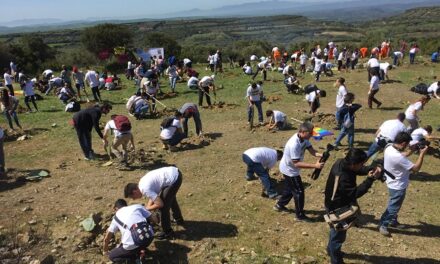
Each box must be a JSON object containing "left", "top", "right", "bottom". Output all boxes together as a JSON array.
[{"left": 404, "top": 96, "right": 430, "bottom": 132}]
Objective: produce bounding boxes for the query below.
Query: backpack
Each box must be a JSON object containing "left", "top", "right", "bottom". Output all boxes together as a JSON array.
[
  {"left": 65, "top": 101, "right": 80, "bottom": 112},
  {"left": 304, "top": 84, "right": 319, "bottom": 94},
  {"left": 160, "top": 117, "right": 176, "bottom": 130},
  {"left": 113, "top": 115, "right": 132, "bottom": 132},
  {"left": 342, "top": 110, "right": 354, "bottom": 129},
  {"left": 410, "top": 83, "right": 428, "bottom": 95},
  {"left": 114, "top": 216, "right": 154, "bottom": 248}
]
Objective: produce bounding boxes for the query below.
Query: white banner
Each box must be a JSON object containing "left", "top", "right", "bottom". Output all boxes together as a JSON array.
[{"left": 135, "top": 47, "right": 165, "bottom": 62}]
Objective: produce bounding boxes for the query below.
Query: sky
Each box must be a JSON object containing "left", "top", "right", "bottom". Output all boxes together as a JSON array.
[{"left": 0, "top": 0, "right": 272, "bottom": 23}]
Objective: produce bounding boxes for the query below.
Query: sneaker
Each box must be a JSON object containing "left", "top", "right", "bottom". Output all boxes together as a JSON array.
[
  {"left": 273, "top": 204, "right": 289, "bottom": 212},
  {"left": 162, "top": 143, "right": 169, "bottom": 150},
  {"left": 172, "top": 219, "right": 185, "bottom": 226},
  {"left": 245, "top": 176, "right": 257, "bottom": 181},
  {"left": 155, "top": 231, "right": 175, "bottom": 240},
  {"left": 377, "top": 102, "right": 382, "bottom": 108},
  {"left": 389, "top": 221, "right": 406, "bottom": 229},
  {"left": 295, "top": 215, "right": 312, "bottom": 222},
  {"left": 84, "top": 156, "right": 92, "bottom": 161},
  {"left": 379, "top": 226, "right": 391, "bottom": 236}
]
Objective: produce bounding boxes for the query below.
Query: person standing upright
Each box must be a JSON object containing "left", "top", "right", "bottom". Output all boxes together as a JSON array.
[
  {"left": 368, "top": 70, "right": 382, "bottom": 109},
  {"left": 85, "top": 67, "right": 102, "bottom": 102}
]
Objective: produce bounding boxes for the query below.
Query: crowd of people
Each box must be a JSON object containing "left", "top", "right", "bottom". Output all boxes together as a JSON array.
[{"left": 1, "top": 39, "right": 439, "bottom": 264}]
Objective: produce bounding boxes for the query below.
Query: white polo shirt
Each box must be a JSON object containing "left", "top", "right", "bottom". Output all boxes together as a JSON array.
[
  {"left": 139, "top": 166, "right": 179, "bottom": 202},
  {"left": 247, "top": 85, "right": 262, "bottom": 101},
  {"left": 279, "top": 133, "right": 312, "bottom": 177},
  {"left": 384, "top": 145, "right": 414, "bottom": 190},
  {"left": 405, "top": 102, "right": 422, "bottom": 120},
  {"left": 377, "top": 119, "right": 407, "bottom": 142},
  {"left": 243, "top": 147, "right": 278, "bottom": 169},
  {"left": 273, "top": 110, "right": 286, "bottom": 123},
  {"left": 107, "top": 204, "right": 152, "bottom": 250},
  {"left": 160, "top": 119, "right": 181, "bottom": 140},
  {"left": 336, "top": 85, "right": 347, "bottom": 108},
  {"left": 410, "top": 128, "right": 429, "bottom": 146}
]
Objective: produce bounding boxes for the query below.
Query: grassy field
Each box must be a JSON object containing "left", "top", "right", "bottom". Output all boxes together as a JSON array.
[{"left": 1, "top": 56, "right": 440, "bottom": 264}]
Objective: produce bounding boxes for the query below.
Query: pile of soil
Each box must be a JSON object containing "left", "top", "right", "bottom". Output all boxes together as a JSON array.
[
  {"left": 310, "top": 113, "right": 336, "bottom": 125},
  {"left": 266, "top": 95, "right": 282, "bottom": 103}
]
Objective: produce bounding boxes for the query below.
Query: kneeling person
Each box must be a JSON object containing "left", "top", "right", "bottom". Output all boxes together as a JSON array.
[
  {"left": 160, "top": 115, "right": 185, "bottom": 151},
  {"left": 266, "top": 110, "right": 287, "bottom": 130},
  {"left": 242, "top": 147, "right": 283, "bottom": 198},
  {"left": 103, "top": 199, "right": 158, "bottom": 262},
  {"left": 103, "top": 115, "right": 135, "bottom": 165},
  {"left": 124, "top": 166, "right": 184, "bottom": 240}
]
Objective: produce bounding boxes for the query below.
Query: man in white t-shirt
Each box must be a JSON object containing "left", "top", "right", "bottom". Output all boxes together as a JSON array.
[
  {"left": 85, "top": 67, "right": 102, "bottom": 102},
  {"left": 22, "top": 78, "right": 39, "bottom": 112},
  {"left": 242, "top": 147, "right": 283, "bottom": 198},
  {"left": 367, "top": 55, "right": 380, "bottom": 82},
  {"left": 247, "top": 82, "right": 264, "bottom": 125},
  {"left": 266, "top": 110, "right": 287, "bottom": 130},
  {"left": 368, "top": 70, "right": 382, "bottom": 109},
  {"left": 334, "top": 77, "right": 347, "bottom": 129},
  {"left": 198, "top": 75, "right": 215, "bottom": 107},
  {"left": 404, "top": 96, "right": 430, "bottom": 132},
  {"left": 42, "top": 69, "right": 53, "bottom": 81},
  {"left": 242, "top": 63, "right": 253, "bottom": 75},
  {"left": 124, "top": 166, "right": 184, "bottom": 240},
  {"left": 366, "top": 113, "right": 407, "bottom": 158},
  {"left": 409, "top": 125, "right": 440, "bottom": 151},
  {"left": 160, "top": 115, "right": 185, "bottom": 151},
  {"left": 103, "top": 115, "right": 135, "bottom": 165},
  {"left": 379, "top": 132, "right": 428, "bottom": 236},
  {"left": 393, "top": 51, "right": 403, "bottom": 66},
  {"left": 274, "top": 122, "right": 324, "bottom": 221},
  {"left": 252, "top": 59, "right": 269, "bottom": 81},
  {"left": 299, "top": 51, "right": 308, "bottom": 74},
  {"left": 3, "top": 69, "right": 14, "bottom": 96},
  {"left": 103, "top": 199, "right": 158, "bottom": 262},
  {"left": 427, "top": 81, "right": 439, "bottom": 99},
  {"left": 379, "top": 62, "right": 392, "bottom": 81}
]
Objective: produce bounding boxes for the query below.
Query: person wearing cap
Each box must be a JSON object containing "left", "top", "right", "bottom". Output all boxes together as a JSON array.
[
  {"left": 242, "top": 147, "right": 283, "bottom": 198},
  {"left": 177, "top": 103, "right": 203, "bottom": 137},
  {"left": 274, "top": 122, "right": 324, "bottom": 221},
  {"left": 198, "top": 75, "right": 216, "bottom": 107},
  {"left": 72, "top": 103, "right": 112, "bottom": 160},
  {"left": 124, "top": 166, "right": 184, "bottom": 240}
]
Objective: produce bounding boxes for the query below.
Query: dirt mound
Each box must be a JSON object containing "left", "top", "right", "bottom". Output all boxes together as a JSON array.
[
  {"left": 266, "top": 95, "right": 282, "bottom": 103},
  {"left": 310, "top": 113, "right": 336, "bottom": 125},
  {"left": 157, "top": 92, "right": 178, "bottom": 100}
]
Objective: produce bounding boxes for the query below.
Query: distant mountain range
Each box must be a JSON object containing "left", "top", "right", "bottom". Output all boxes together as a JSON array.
[{"left": 0, "top": 0, "right": 439, "bottom": 34}]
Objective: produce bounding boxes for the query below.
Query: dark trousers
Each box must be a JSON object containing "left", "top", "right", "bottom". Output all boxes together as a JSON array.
[
  {"left": 109, "top": 245, "right": 140, "bottom": 262},
  {"left": 24, "top": 96, "right": 38, "bottom": 111},
  {"left": 327, "top": 227, "right": 347, "bottom": 264},
  {"left": 162, "top": 132, "right": 185, "bottom": 146},
  {"left": 160, "top": 171, "right": 183, "bottom": 233},
  {"left": 0, "top": 138, "right": 5, "bottom": 175},
  {"left": 6, "top": 84, "right": 14, "bottom": 96},
  {"left": 198, "top": 86, "right": 211, "bottom": 106},
  {"left": 91, "top": 86, "right": 101, "bottom": 102},
  {"left": 75, "top": 127, "right": 92, "bottom": 158},
  {"left": 182, "top": 112, "right": 202, "bottom": 137},
  {"left": 368, "top": 89, "right": 381, "bottom": 108},
  {"left": 277, "top": 175, "right": 305, "bottom": 217},
  {"left": 252, "top": 67, "right": 266, "bottom": 80},
  {"left": 4, "top": 111, "right": 21, "bottom": 130}
]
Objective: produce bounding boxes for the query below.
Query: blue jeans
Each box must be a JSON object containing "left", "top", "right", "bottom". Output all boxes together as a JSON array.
[
  {"left": 277, "top": 175, "right": 305, "bottom": 218},
  {"left": 334, "top": 125, "right": 354, "bottom": 148},
  {"left": 409, "top": 53, "right": 415, "bottom": 64},
  {"left": 242, "top": 154, "right": 277, "bottom": 196},
  {"left": 4, "top": 111, "right": 21, "bottom": 130},
  {"left": 169, "top": 76, "right": 178, "bottom": 91},
  {"left": 248, "top": 101, "right": 263, "bottom": 123},
  {"left": 335, "top": 107, "right": 342, "bottom": 129},
  {"left": 163, "top": 132, "right": 185, "bottom": 146},
  {"left": 380, "top": 188, "right": 406, "bottom": 227},
  {"left": 182, "top": 112, "right": 202, "bottom": 137},
  {"left": 393, "top": 55, "right": 399, "bottom": 66},
  {"left": 327, "top": 227, "right": 347, "bottom": 264},
  {"left": 366, "top": 140, "right": 380, "bottom": 158}
]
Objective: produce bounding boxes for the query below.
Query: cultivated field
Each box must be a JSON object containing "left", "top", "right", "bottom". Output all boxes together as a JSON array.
[{"left": 1, "top": 56, "right": 439, "bottom": 264}]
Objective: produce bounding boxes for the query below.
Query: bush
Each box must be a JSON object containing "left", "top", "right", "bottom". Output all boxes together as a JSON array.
[
  {"left": 81, "top": 24, "right": 133, "bottom": 56},
  {"left": 9, "top": 36, "right": 54, "bottom": 74}
]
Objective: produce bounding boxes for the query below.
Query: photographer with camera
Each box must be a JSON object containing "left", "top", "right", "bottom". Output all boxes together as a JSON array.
[
  {"left": 379, "top": 132, "right": 428, "bottom": 236},
  {"left": 409, "top": 125, "right": 440, "bottom": 152},
  {"left": 325, "top": 148, "right": 382, "bottom": 264}
]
